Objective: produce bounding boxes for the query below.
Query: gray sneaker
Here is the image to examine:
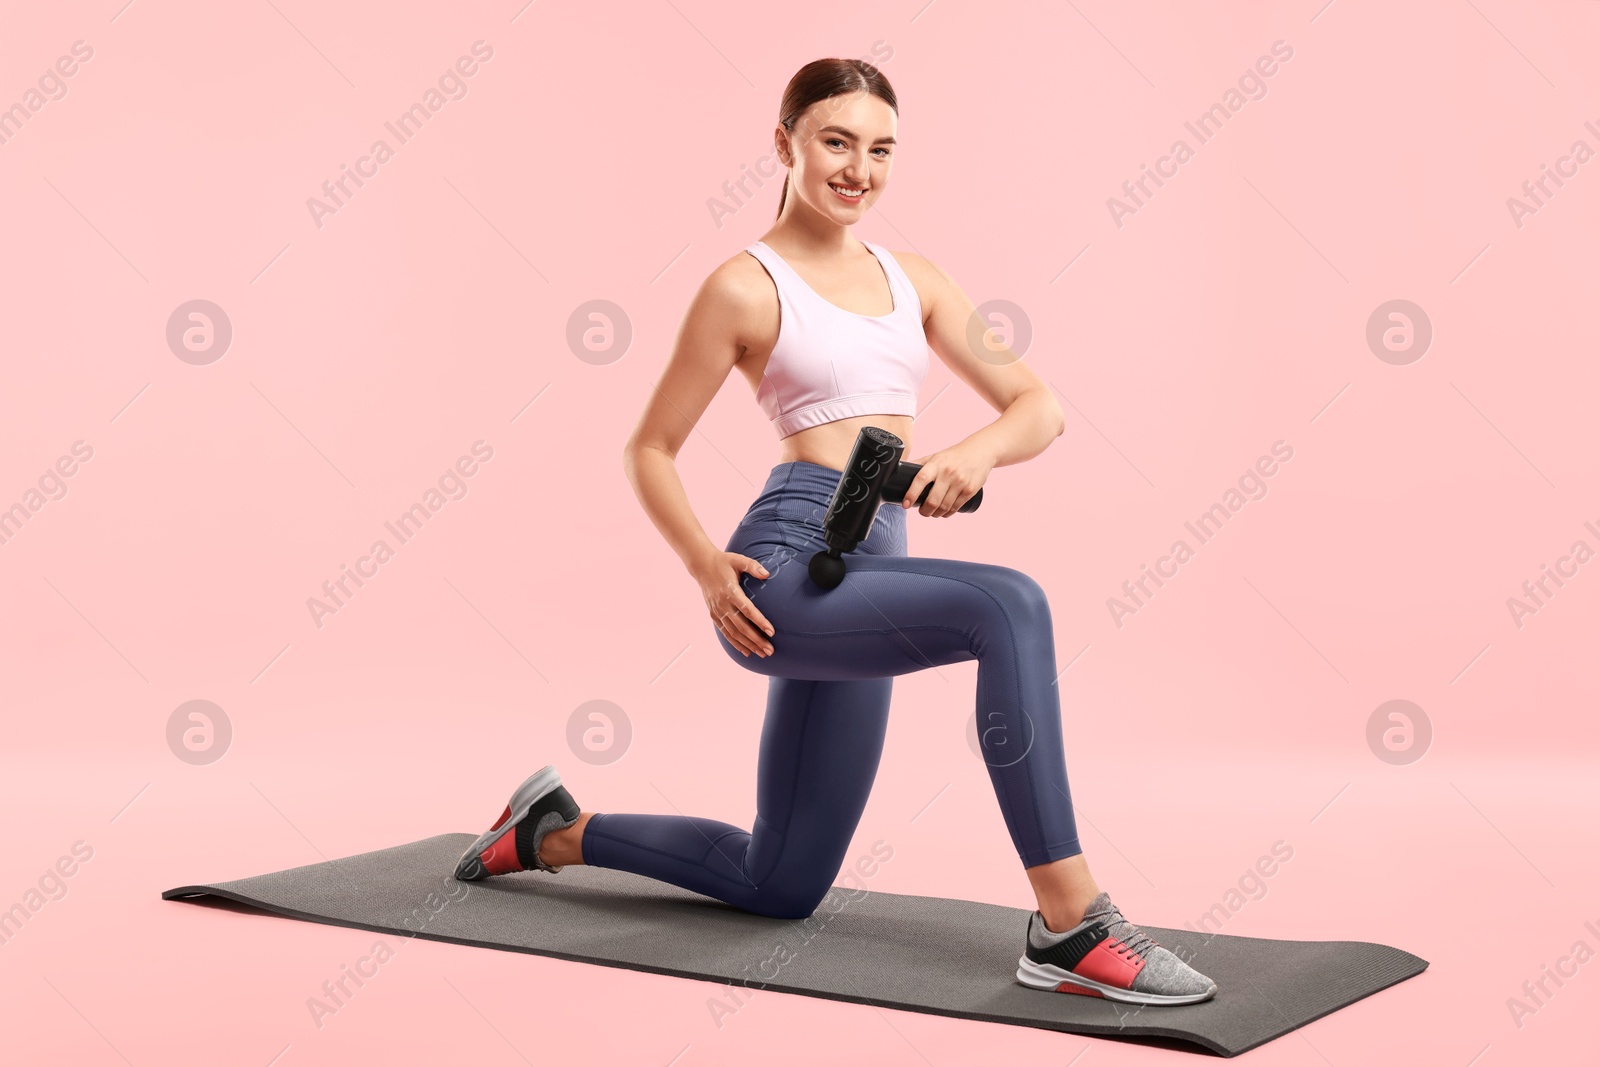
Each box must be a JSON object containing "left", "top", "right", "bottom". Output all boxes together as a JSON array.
[
  {"left": 1015, "top": 891, "right": 1218, "bottom": 1005},
  {"left": 454, "top": 765, "right": 579, "bottom": 881}
]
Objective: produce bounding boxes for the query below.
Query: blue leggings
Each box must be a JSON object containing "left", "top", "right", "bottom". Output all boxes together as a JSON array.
[{"left": 581, "top": 459, "right": 1082, "bottom": 919}]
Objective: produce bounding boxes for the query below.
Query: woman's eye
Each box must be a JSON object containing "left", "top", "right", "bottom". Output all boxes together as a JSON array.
[{"left": 823, "top": 137, "right": 889, "bottom": 157}]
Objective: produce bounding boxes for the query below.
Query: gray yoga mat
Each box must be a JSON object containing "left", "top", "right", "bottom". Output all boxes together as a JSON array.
[{"left": 163, "top": 833, "right": 1426, "bottom": 1057}]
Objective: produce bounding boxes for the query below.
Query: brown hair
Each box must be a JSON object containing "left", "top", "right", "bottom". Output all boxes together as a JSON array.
[{"left": 775, "top": 58, "right": 898, "bottom": 219}]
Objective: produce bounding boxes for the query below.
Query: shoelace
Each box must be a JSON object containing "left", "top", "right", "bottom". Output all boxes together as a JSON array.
[{"left": 1087, "top": 904, "right": 1159, "bottom": 961}]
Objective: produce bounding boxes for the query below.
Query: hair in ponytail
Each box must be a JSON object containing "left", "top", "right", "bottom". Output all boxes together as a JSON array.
[{"left": 774, "top": 58, "right": 898, "bottom": 219}]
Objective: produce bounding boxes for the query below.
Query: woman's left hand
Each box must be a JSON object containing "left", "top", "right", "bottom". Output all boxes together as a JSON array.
[{"left": 900, "top": 443, "right": 993, "bottom": 517}]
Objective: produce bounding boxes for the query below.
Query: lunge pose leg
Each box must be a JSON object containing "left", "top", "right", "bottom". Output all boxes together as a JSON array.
[{"left": 458, "top": 463, "right": 1217, "bottom": 1004}]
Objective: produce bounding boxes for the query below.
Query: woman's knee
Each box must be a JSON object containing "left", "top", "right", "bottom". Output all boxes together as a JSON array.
[
  {"left": 978, "top": 565, "right": 1053, "bottom": 629},
  {"left": 740, "top": 876, "right": 833, "bottom": 921}
]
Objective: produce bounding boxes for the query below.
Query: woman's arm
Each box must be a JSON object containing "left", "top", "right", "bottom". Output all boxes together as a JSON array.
[
  {"left": 892, "top": 253, "right": 1067, "bottom": 515},
  {"left": 621, "top": 263, "right": 754, "bottom": 572},
  {"left": 914, "top": 253, "right": 1066, "bottom": 465},
  {"left": 623, "top": 260, "right": 779, "bottom": 658}
]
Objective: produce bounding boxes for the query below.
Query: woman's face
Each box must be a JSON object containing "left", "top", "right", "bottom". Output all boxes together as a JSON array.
[{"left": 780, "top": 91, "right": 896, "bottom": 221}]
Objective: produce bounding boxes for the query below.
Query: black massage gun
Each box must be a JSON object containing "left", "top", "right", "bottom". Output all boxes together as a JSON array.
[{"left": 808, "top": 425, "right": 983, "bottom": 590}]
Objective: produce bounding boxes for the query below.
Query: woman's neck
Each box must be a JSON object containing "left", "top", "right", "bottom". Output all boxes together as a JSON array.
[{"left": 762, "top": 214, "right": 858, "bottom": 258}]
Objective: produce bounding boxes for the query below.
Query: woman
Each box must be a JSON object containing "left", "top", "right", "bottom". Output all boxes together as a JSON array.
[{"left": 455, "top": 58, "right": 1217, "bottom": 1006}]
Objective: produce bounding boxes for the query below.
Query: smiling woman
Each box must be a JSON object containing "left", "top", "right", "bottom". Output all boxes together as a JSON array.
[
  {"left": 771, "top": 59, "right": 898, "bottom": 220},
  {"left": 705, "top": 41, "right": 893, "bottom": 229},
  {"left": 455, "top": 55, "right": 1221, "bottom": 1009}
]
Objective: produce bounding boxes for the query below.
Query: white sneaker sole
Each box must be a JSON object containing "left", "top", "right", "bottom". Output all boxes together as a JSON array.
[{"left": 1015, "top": 954, "right": 1217, "bottom": 1005}]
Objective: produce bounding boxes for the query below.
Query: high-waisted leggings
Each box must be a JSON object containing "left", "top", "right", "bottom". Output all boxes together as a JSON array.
[{"left": 580, "top": 459, "right": 1082, "bottom": 920}]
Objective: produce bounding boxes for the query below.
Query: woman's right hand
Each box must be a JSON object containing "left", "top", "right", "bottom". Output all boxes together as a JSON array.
[{"left": 692, "top": 549, "right": 777, "bottom": 658}]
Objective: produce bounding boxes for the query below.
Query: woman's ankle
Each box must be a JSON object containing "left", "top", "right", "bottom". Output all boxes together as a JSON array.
[
  {"left": 538, "top": 811, "right": 593, "bottom": 867},
  {"left": 1025, "top": 854, "right": 1100, "bottom": 932},
  {"left": 1039, "top": 896, "right": 1094, "bottom": 933}
]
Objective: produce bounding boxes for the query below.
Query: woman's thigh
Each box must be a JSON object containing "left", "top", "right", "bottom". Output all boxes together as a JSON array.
[{"left": 719, "top": 513, "right": 1048, "bottom": 682}]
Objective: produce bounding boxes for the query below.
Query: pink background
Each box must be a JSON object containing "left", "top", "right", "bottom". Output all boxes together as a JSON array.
[{"left": 3, "top": 1, "right": 1597, "bottom": 1062}]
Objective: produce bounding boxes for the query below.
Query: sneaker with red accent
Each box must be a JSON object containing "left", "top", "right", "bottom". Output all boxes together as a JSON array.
[
  {"left": 1015, "top": 891, "right": 1218, "bottom": 1005},
  {"left": 453, "top": 765, "right": 580, "bottom": 881}
]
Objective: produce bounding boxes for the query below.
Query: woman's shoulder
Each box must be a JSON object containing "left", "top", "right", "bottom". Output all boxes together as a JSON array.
[
  {"left": 675, "top": 247, "right": 780, "bottom": 353},
  {"left": 873, "top": 247, "right": 948, "bottom": 322},
  {"left": 691, "top": 246, "right": 779, "bottom": 320},
  {"left": 708, "top": 243, "right": 772, "bottom": 293},
  {"left": 874, "top": 246, "right": 942, "bottom": 285}
]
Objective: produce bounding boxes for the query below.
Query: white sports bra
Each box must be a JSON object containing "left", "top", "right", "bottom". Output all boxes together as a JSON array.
[{"left": 744, "top": 240, "right": 929, "bottom": 439}]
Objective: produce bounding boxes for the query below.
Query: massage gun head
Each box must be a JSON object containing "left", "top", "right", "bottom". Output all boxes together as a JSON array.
[{"left": 809, "top": 549, "right": 846, "bottom": 590}]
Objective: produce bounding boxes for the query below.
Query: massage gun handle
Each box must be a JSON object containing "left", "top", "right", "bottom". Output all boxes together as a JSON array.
[{"left": 883, "top": 462, "right": 983, "bottom": 513}]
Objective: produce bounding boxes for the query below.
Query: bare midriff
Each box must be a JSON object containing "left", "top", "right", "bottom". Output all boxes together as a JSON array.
[{"left": 776, "top": 412, "right": 914, "bottom": 473}]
